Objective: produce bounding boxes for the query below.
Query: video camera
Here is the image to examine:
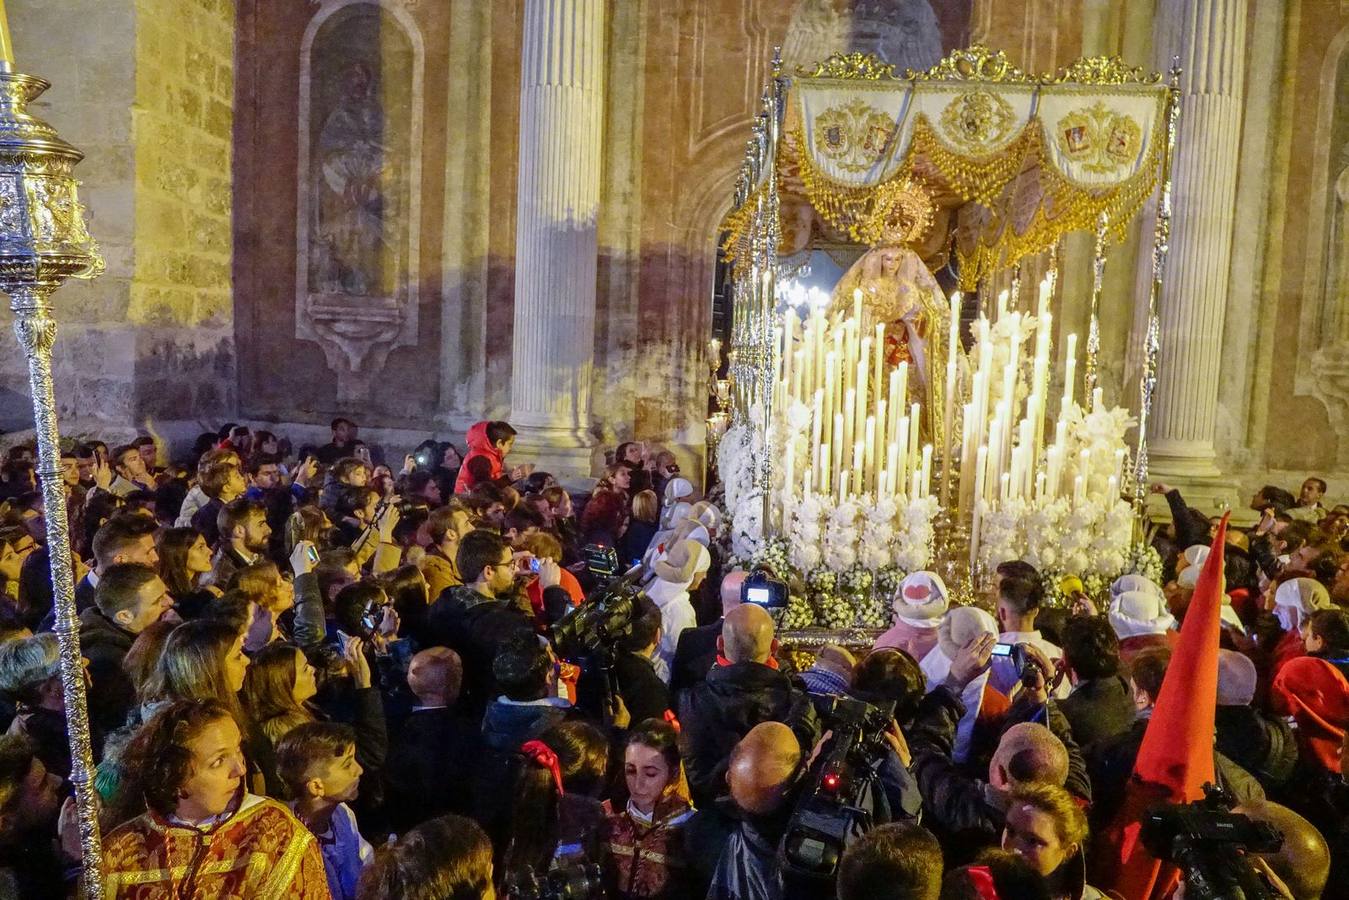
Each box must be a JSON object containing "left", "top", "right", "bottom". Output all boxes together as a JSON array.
[
  {"left": 581, "top": 543, "right": 622, "bottom": 581},
  {"left": 741, "top": 568, "right": 789, "bottom": 610},
  {"left": 780, "top": 695, "right": 896, "bottom": 884},
  {"left": 1140, "top": 783, "right": 1284, "bottom": 900},
  {"left": 502, "top": 863, "right": 605, "bottom": 900},
  {"left": 551, "top": 564, "right": 646, "bottom": 660}
]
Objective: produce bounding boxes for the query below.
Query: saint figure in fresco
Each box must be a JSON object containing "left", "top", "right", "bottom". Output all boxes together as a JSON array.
[{"left": 312, "top": 61, "right": 395, "bottom": 298}]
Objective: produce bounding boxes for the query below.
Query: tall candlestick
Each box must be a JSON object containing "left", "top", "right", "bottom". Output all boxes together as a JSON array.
[
  {"left": 896, "top": 417, "right": 910, "bottom": 492},
  {"left": 811, "top": 389, "right": 824, "bottom": 461},
  {"left": 853, "top": 442, "right": 864, "bottom": 494},
  {"left": 855, "top": 351, "right": 869, "bottom": 443},
  {"left": 0, "top": 0, "right": 13, "bottom": 66},
  {"left": 839, "top": 469, "right": 849, "bottom": 504},
  {"left": 886, "top": 442, "right": 899, "bottom": 496},
  {"left": 942, "top": 358, "right": 957, "bottom": 503},
  {"left": 919, "top": 444, "right": 933, "bottom": 498},
  {"left": 820, "top": 443, "right": 831, "bottom": 495},
  {"left": 1091, "top": 386, "right": 1103, "bottom": 413},
  {"left": 971, "top": 445, "right": 988, "bottom": 573},
  {"left": 908, "top": 402, "right": 920, "bottom": 468},
  {"left": 873, "top": 323, "right": 885, "bottom": 406},
  {"left": 823, "top": 352, "right": 837, "bottom": 440},
  {"left": 791, "top": 349, "right": 803, "bottom": 402}
]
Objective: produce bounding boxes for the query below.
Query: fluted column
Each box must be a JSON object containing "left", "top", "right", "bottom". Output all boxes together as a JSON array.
[
  {"left": 1146, "top": 0, "right": 1247, "bottom": 481},
  {"left": 509, "top": 0, "right": 605, "bottom": 466}
]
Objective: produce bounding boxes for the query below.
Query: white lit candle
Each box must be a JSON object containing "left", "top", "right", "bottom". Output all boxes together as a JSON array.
[
  {"left": 843, "top": 388, "right": 856, "bottom": 463},
  {"left": 833, "top": 414, "right": 845, "bottom": 474},
  {"left": 1062, "top": 333, "right": 1077, "bottom": 410},
  {"left": 864, "top": 415, "right": 877, "bottom": 494}
]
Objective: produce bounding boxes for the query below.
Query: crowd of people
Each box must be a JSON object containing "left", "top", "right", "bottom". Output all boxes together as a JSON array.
[{"left": 0, "top": 417, "right": 1344, "bottom": 899}]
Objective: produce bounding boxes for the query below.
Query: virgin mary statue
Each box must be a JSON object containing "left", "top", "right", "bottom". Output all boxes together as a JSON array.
[
  {"left": 827, "top": 182, "right": 953, "bottom": 440},
  {"left": 831, "top": 243, "right": 948, "bottom": 392}
]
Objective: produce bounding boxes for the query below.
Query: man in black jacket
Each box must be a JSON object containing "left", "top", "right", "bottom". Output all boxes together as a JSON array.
[
  {"left": 1059, "top": 614, "right": 1135, "bottom": 749},
  {"left": 679, "top": 603, "right": 818, "bottom": 808},
  {"left": 79, "top": 563, "right": 174, "bottom": 734},
  {"left": 426, "top": 529, "right": 559, "bottom": 717}
]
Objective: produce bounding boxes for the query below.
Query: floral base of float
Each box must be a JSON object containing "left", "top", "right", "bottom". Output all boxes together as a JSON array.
[{"left": 717, "top": 404, "right": 1163, "bottom": 633}]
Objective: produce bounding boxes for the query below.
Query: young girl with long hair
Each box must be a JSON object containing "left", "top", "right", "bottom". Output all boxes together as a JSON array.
[{"left": 600, "top": 718, "right": 694, "bottom": 899}]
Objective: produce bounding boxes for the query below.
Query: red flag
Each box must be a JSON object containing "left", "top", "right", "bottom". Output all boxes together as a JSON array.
[{"left": 1097, "top": 513, "right": 1228, "bottom": 899}]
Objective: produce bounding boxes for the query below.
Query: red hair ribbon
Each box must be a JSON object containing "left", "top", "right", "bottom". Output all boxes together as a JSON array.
[
  {"left": 964, "top": 865, "right": 998, "bottom": 900},
  {"left": 519, "top": 740, "right": 564, "bottom": 796},
  {"left": 662, "top": 709, "right": 681, "bottom": 734}
]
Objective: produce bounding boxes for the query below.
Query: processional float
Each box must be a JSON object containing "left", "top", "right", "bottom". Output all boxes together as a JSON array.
[{"left": 711, "top": 46, "right": 1181, "bottom": 644}]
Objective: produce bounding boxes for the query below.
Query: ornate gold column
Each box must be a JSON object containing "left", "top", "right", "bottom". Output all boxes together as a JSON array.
[{"left": 0, "top": 64, "right": 105, "bottom": 894}]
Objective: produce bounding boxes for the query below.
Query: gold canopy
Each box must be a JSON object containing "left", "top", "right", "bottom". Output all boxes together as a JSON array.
[{"left": 722, "top": 46, "right": 1169, "bottom": 290}]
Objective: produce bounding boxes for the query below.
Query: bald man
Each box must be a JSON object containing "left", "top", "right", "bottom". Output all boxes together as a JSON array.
[
  {"left": 385, "top": 647, "right": 481, "bottom": 832},
  {"left": 671, "top": 568, "right": 748, "bottom": 696},
  {"left": 1233, "top": 801, "right": 1329, "bottom": 900},
  {"left": 707, "top": 723, "right": 804, "bottom": 900},
  {"left": 908, "top": 635, "right": 1091, "bottom": 866},
  {"left": 679, "top": 604, "right": 819, "bottom": 808}
]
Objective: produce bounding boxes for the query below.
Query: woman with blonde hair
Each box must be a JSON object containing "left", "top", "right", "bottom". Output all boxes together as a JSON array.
[
  {"left": 620, "top": 489, "right": 660, "bottom": 570},
  {"left": 141, "top": 618, "right": 251, "bottom": 728}
]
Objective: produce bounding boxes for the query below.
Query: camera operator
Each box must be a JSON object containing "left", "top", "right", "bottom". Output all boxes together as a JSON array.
[
  {"left": 679, "top": 604, "right": 819, "bottom": 809},
  {"left": 1231, "top": 801, "right": 1329, "bottom": 900},
  {"left": 909, "top": 635, "right": 1090, "bottom": 866},
  {"left": 612, "top": 597, "right": 672, "bottom": 725},
  {"left": 705, "top": 721, "right": 805, "bottom": 900}
]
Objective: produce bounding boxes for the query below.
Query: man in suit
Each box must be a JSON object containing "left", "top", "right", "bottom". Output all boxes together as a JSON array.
[
  {"left": 671, "top": 569, "right": 745, "bottom": 698},
  {"left": 383, "top": 647, "right": 482, "bottom": 833}
]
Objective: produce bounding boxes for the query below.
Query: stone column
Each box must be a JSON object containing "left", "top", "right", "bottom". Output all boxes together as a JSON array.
[
  {"left": 1145, "top": 0, "right": 1247, "bottom": 495},
  {"left": 508, "top": 0, "right": 606, "bottom": 474}
]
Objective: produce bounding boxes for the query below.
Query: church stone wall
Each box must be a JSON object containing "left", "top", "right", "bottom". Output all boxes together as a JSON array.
[{"left": 130, "top": 0, "right": 237, "bottom": 420}]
